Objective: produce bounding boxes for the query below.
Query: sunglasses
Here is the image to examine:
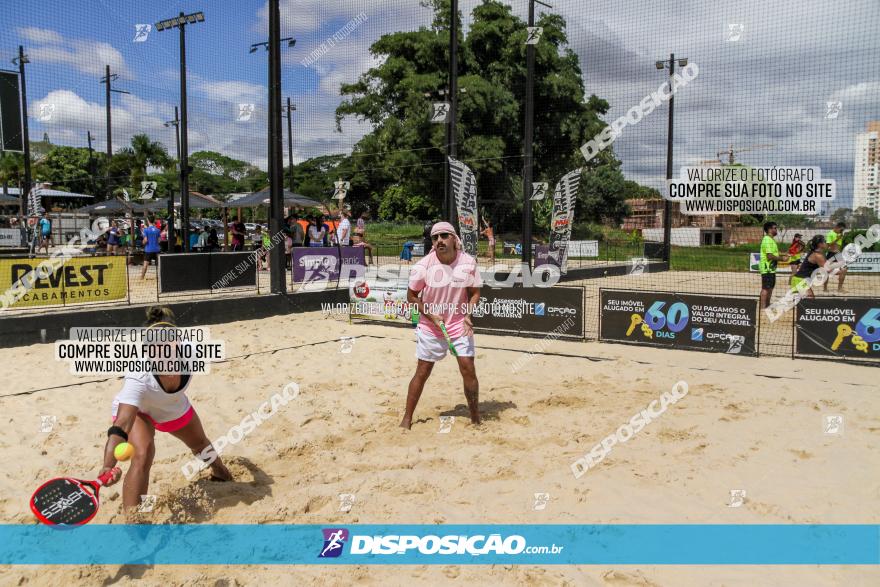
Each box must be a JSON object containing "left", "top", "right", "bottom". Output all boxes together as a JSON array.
[{"left": 431, "top": 233, "right": 451, "bottom": 241}]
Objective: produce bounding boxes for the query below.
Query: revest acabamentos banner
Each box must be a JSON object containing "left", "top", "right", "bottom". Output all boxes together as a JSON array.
[
  {"left": 0, "top": 256, "right": 127, "bottom": 308},
  {"left": 600, "top": 289, "right": 758, "bottom": 356}
]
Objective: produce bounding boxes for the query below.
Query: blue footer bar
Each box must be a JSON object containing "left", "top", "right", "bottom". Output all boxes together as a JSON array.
[{"left": 1, "top": 525, "right": 878, "bottom": 565}]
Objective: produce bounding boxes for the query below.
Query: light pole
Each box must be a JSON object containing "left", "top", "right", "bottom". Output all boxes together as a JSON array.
[
  {"left": 164, "top": 106, "right": 181, "bottom": 250},
  {"left": 251, "top": 33, "right": 295, "bottom": 294},
  {"left": 655, "top": 53, "right": 688, "bottom": 263},
  {"left": 11, "top": 46, "right": 31, "bottom": 216},
  {"left": 521, "top": 0, "right": 552, "bottom": 268},
  {"left": 283, "top": 97, "right": 296, "bottom": 192},
  {"left": 156, "top": 10, "right": 205, "bottom": 252}
]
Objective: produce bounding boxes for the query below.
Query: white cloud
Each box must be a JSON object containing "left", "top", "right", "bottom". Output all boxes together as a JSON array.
[
  {"left": 22, "top": 27, "right": 130, "bottom": 78},
  {"left": 18, "top": 27, "right": 63, "bottom": 45}
]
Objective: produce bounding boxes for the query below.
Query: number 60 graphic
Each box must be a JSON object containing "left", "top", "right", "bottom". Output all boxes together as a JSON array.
[
  {"left": 855, "top": 308, "right": 880, "bottom": 343},
  {"left": 645, "top": 301, "right": 689, "bottom": 332}
]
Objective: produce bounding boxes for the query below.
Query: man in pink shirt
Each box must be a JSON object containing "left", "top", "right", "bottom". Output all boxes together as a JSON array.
[{"left": 400, "top": 222, "right": 482, "bottom": 430}]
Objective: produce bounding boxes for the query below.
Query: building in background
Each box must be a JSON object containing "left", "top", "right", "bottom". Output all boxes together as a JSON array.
[{"left": 853, "top": 121, "right": 880, "bottom": 215}]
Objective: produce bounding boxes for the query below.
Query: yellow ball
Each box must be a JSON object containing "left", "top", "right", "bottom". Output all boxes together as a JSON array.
[{"left": 114, "top": 442, "right": 134, "bottom": 461}]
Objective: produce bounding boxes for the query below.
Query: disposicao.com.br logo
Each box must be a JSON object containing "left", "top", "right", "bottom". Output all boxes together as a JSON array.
[{"left": 318, "top": 528, "right": 563, "bottom": 558}]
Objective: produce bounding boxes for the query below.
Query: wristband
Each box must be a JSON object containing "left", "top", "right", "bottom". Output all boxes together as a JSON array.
[{"left": 107, "top": 425, "right": 128, "bottom": 441}]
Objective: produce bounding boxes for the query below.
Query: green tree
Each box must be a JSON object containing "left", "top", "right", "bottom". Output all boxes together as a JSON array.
[
  {"left": 188, "top": 151, "right": 263, "bottom": 196},
  {"left": 850, "top": 206, "right": 879, "bottom": 228},
  {"left": 0, "top": 151, "right": 24, "bottom": 195},
  {"left": 117, "top": 133, "right": 172, "bottom": 189},
  {"left": 831, "top": 207, "right": 852, "bottom": 225},
  {"left": 335, "top": 0, "right": 628, "bottom": 228}
]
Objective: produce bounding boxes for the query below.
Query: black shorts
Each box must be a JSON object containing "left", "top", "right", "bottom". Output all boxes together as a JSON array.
[
  {"left": 761, "top": 273, "right": 776, "bottom": 289},
  {"left": 144, "top": 252, "right": 158, "bottom": 263}
]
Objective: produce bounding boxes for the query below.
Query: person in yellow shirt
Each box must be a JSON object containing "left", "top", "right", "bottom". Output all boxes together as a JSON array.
[
  {"left": 759, "top": 222, "right": 788, "bottom": 309},
  {"left": 823, "top": 222, "right": 847, "bottom": 294}
]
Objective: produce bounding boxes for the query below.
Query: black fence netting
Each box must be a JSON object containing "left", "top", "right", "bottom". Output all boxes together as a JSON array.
[{"left": 1, "top": 0, "right": 878, "bottom": 361}]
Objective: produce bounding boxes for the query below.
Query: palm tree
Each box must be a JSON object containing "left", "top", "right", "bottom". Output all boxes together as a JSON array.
[
  {"left": 118, "top": 133, "right": 172, "bottom": 191},
  {"left": 0, "top": 151, "right": 24, "bottom": 196}
]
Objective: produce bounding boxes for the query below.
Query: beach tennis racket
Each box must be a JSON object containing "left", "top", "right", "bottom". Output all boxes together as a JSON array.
[
  {"left": 439, "top": 321, "right": 459, "bottom": 357},
  {"left": 30, "top": 467, "right": 120, "bottom": 526}
]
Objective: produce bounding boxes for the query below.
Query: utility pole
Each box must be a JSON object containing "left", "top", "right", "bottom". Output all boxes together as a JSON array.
[{"left": 86, "top": 130, "right": 96, "bottom": 195}]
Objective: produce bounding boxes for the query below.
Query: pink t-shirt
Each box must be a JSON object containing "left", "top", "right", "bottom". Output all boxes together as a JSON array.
[{"left": 408, "top": 250, "right": 482, "bottom": 339}]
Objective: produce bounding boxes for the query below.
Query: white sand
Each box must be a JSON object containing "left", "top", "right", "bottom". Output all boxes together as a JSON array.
[{"left": 0, "top": 310, "right": 878, "bottom": 585}]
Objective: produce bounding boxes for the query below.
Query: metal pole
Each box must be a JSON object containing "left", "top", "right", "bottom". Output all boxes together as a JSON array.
[
  {"left": 168, "top": 105, "right": 180, "bottom": 253},
  {"left": 445, "top": 0, "right": 459, "bottom": 225},
  {"left": 105, "top": 65, "right": 112, "bottom": 158},
  {"left": 87, "top": 131, "right": 95, "bottom": 196},
  {"left": 179, "top": 13, "right": 191, "bottom": 252},
  {"left": 521, "top": 0, "right": 536, "bottom": 268},
  {"left": 18, "top": 46, "right": 32, "bottom": 216},
  {"left": 286, "top": 97, "right": 294, "bottom": 193},
  {"left": 268, "top": 0, "right": 286, "bottom": 293},
  {"left": 662, "top": 53, "right": 675, "bottom": 263}
]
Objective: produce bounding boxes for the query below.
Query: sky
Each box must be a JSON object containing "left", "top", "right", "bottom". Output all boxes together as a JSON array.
[{"left": 2, "top": 0, "right": 878, "bottom": 210}]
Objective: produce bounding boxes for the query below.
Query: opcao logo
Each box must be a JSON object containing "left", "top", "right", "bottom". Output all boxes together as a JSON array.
[{"left": 691, "top": 328, "right": 704, "bottom": 341}]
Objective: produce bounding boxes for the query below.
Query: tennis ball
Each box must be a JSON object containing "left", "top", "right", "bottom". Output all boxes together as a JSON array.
[{"left": 114, "top": 442, "right": 134, "bottom": 461}]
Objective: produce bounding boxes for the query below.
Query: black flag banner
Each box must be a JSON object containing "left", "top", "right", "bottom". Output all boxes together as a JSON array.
[
  {"left": 548, "top": 168, "right": 582, "bottom": 273},
  {"left": 448, "top": 156, "right": 479, "bottom": 257}
]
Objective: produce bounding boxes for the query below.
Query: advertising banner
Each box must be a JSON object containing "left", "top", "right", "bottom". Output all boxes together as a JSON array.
[
  {"left": 548, "top": 168, "right": 582, "bottom": 273},
  {"left": 159, "top": 252, "right": 256, "bottom": 293},
  {"left": 472, "top": 286, "right": 583, "bottom": 338},
  {"left": 349, "top": 280, "right": 415, "bottom": 323},
  {"left": 448, "top": 156, "right": 479, "bottom": 257},
  {"left": 292, "top": 246, "right": 366, "bottom": 283},
  {"left": 0, "top": 228, "right": 22, "bottom": 247},
  {"left": 599, "top": 289, "right": 758, "bottom": 355},
  {"left": 0, "top": 256, "right": 127, "bottom": 308},
  {"left": 795, "top": 297, "right": 880, "bottom": 361}
]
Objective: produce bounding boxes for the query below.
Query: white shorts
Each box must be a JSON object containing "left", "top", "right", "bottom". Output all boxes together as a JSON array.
[{"left": 415, "top": 327, "right": 475, "bottom": 362}]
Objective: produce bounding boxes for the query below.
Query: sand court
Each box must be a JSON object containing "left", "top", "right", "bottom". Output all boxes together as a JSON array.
[{"left": 1, "top": 310, "right": 878, "bottom": 584}]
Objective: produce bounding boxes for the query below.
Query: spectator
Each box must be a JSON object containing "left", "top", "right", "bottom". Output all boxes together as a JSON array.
[
  {"left": 38, "top": 213, "right": 52, "bottom": 254},
  {"left": 188, "top": 230, "right": 199, "bottom": 251},
  {"left": 787, "top": 233, "right": 804, "bottom": 287},
  {"left": 308, "top": 215, "right": 327, "bottom": 247},
  {"left": 352, "top": 211, "right": 375, "bottom": 264},
  {"left": 400, "top": 241, "right": 414, "bottom": 264},
  {"left": 252, "top": 225, "right": 264, "bottom": 251},
  {"left": 159, "top": 222, "right": 168, "bottom": 253},
  {"left": 230, "top": 215, "right": 246, "bottom": 251},
  {"left": 207, "top": 228, "right": 220, "bottom": 252},
  {"left": 107, "top": 220, "right": 120, "bottom": 256},
  {"left": 336, "top": 209, "right": 352, "bottom": 246},
  {"left": 321, "top": 216, "right": 332, "bottom": 246},
  {"left": 759, "top": 221, "right": 788, "bottom": 309},
  {"left": 291, "top": 214, "right": 305, "bottom": 247},
  {"left": 422, "top": 220, "right": 434, "bottom": 256},
  {"left": 197, "top": 226, "right": 209, "bottom": 251},
  {"left": 141, "top": 217, "right": 161, "bottom": 280},
  {"left": 823, "top": 222, "right": 848, "bottom": 294},
  {"left": 481, "top": 217, "right": 495, "bottom": 263}
]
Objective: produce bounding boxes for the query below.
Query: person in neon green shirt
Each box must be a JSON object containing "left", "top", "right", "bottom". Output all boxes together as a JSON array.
[
  {"left": 822, "top": 222, "right": 847, "bottom": 293},
  {"left": 759, "top": 221, "right": 788, "bottom": 309}
]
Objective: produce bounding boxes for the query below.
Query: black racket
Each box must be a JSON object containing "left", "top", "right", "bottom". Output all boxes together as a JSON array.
[{"left": 30, "top": 468, "right": 119, "bottom": 526}]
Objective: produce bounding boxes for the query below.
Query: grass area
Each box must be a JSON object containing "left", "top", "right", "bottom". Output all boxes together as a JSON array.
[{"left": 364, "top": 221, "right": 758, "bottom": 271}]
